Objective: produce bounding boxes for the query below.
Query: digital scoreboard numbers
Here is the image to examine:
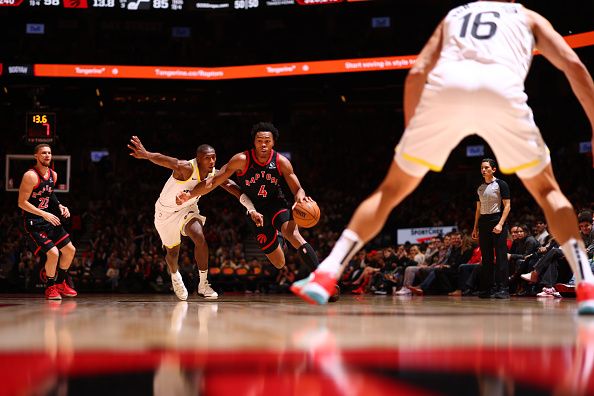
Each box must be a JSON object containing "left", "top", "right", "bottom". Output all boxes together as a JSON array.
[
  {"left": 28, "top": 0, "right": 60, "bottom": 6},
  {"left": 91, "top": 0, "right": 115, "bottom": 7},
  {"left": 233, "top": 0, "right": 258, "bottom": 9},
  {"left": 116, "top": 0, "right": 183, "bottom": 10},
  {"left": 26, "top": 112, "right": 56, "bottom": 144}
]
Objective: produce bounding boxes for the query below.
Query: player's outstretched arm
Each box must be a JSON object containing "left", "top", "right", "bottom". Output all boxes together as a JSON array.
[
  {"left": 18, "top": 170, "right": 61, "bottom": 226},
  {"left": 178, "top": 153, "right": 246, "bottom": 203},
  {"left": 128, "top": 135, "right": 192, "bottom": 177},
  {"left": 526, "top": 10, "right": 594, "bottom": 163},
  {"left": 404, "top": 20, "right": 444, "bottom": 127},
  {"left": 220, "top": 180, "right": 264, "bottom": 227},
  {"left": 277, "top": 154, "right": 310, "bottom": 204}
]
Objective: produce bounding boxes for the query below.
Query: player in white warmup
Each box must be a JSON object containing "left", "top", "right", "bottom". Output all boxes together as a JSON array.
[
  {"left": 129, "top": 136, "right": 261, "bottom": 300},
  {"left": 292, "top": 0, "right": 594, "bottom": 314}
]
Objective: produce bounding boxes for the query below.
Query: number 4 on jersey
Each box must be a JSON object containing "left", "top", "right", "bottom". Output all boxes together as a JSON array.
[{"left": 258, "top": 185, "right": 268, "bottom": 198}]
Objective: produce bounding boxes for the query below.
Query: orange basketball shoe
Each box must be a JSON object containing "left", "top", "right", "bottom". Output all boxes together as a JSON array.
[
  {"left": 45, "top": 285, "right": 62, "bottom": 300},
  {"left": 577, "top": 282, "right": 594, "bottom": 315},
  {"left": 56, "top": 281, "right": 78, "bottom": 297}
]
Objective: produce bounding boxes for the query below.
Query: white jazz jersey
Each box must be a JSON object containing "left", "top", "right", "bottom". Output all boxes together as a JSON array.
[
  {"left": 438, "top": 1, "right": 534, "bottom": 87},
  {"left": 395, "top": 1, "right": 550, "bottom": 179},
  {"left": 154, "top": 160, "right": 216, "bottom": 248},
  {"left": 156, "top": 159, "right": 214, "bottom": 213}
]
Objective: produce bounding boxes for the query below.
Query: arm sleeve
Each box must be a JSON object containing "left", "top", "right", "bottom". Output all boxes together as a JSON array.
[{"left": 50, "top": 191, "right": 61, "bottom": 206}]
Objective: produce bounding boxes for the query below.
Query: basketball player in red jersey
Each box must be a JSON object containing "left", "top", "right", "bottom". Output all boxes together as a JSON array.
[
  {"left": 18, "top": 144, "right": 77, "bottom": 300},
  {"left": 177, "top": 122, "right": 326, "bottom": 288}
]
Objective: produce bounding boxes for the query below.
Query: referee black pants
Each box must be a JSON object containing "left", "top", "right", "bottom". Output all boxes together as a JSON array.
[{"left": 478, "top": 214, "right": 509, "bottom": 291}]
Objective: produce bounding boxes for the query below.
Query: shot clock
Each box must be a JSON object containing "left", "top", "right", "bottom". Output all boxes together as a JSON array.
[{"left": 26, "top": 112, "right": 56, "bottom": 144}]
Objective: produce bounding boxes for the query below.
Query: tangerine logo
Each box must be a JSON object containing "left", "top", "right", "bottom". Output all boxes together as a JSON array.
[{"left": 257, "top": 234, "right": 267, "bottom": 244}]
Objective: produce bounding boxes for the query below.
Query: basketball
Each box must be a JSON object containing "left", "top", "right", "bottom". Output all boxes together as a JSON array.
[{"left": 292, "top": 200, "right": 320, "bottom": 228}]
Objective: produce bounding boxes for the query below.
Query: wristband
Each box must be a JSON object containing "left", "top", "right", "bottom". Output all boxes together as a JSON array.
[{"left": 239, "top": 194, "right": 256, "bottom": 214}]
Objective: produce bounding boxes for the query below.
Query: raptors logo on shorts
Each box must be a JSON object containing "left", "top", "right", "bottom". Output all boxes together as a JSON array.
[{"left": 257, "top": 234, "right": 267, "bottom": 244}]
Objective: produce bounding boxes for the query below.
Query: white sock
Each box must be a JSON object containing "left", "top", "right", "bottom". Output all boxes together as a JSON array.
[
  {"left": 318, "top": 229, "right": 364, "bottom": 275},
  {"left": 199, "top": 270, "right": 207, "bottom": 284},
  {"left": 171, "top": 270, "right": 181, "bottom": 279},
  {"left": 561, "top": 238, "right": 594, "bottom": 283}
]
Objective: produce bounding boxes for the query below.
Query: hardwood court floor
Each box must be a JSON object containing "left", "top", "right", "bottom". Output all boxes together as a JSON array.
[{"left": 0, "top": 293, "right": 592, "bottom": 395}]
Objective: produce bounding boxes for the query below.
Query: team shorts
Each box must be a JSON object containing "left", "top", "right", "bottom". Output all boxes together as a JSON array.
[
  {"left": 154, "top": 202, "right": 206, "bottom": 248},
  {"left": 395, "top": 61, "right": 551, "bottom": 179},
  {"left": 249, "top": 200, "right": 292, "bottom": 255},
  {"left": 24, "top": 217, "right": 71, "bottom": 255}
]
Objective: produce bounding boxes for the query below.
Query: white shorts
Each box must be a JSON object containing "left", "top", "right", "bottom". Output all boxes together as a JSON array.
[
  {"left": 154, "top": 202, "right": 206, "bottom": 248},
  {"left": 395, "top": 61, "right": 551, "bottom": 179}
]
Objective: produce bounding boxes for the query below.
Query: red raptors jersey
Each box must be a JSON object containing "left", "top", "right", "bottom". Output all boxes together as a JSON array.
[
  {"left": 235, "top": 149, "right": 287, "bottom": 206},
  {"left": 24, "top": 168, "right": 57, "bottom": 221}
]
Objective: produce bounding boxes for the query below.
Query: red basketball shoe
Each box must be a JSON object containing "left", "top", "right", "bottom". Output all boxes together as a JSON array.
[
  {"left": 56, "top": 281, "right": 78, "bottom": 297},
  {"left": 577, "top": 282, "right": 594, "bottom": 315},
  {"left": 294, "top": 270, "right": 338, "bottom": 305},
  {"left": 45, "top": 285, "right": 62, "bottom": 300}
]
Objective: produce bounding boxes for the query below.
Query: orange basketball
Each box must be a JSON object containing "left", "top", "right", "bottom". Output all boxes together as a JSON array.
[{"left": 292, "top": 200, "right": 320, "bottom": 228}]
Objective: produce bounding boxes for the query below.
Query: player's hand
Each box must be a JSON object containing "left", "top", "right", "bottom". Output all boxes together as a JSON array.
[
  {"left": 292, "top": 196, "right": 313, "bottom": 209},
  {"left": 249, "top": 210, "right": 264, "bottom": 227},
  {"left": 471, "top": 228, "right": 479, "bottom": 240},
  {"left": 204, "top": 175, "right": 215, "bottom": 190},
  {"left": 43, "top": 211, "right": 61, "bottom": 226},
  {"left": 59, "top": 204, "right": 70, "bottom": 218},
  {"left": 492, "top": 224, "right": 503, "bottom": 234},
  {"left": 128, "top": 136, "right": 149, "bottom": 160},
  {"left": 176, "top": 190, "right": 191, "bottom": 205}
]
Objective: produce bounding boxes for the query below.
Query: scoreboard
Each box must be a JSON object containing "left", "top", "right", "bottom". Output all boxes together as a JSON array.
[{"left": 0, "top": 0, "right": 377, "bottom": 11}]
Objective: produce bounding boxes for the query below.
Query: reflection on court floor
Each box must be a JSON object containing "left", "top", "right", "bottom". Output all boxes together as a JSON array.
[{"left": 0, "top": 294, "right": 591, "bottom": 395}]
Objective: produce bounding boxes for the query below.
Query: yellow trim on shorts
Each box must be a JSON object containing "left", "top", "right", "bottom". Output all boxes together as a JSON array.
[
  {"left": 164, "top": 242, "right": 181, "bottom": 249},
  {"left": 499, "top": 158, "right": 542, "bottom": 174},
  {"left": 402, "top": 153, "right": 443, "bottom": 172}
]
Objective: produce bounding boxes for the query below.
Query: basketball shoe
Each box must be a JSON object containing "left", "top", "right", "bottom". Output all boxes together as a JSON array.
[
  {"left": 45, "top": 285, "right": 62, "bottom": 301},
  {"left": 577, "top": 282, "right": 594, "bottom": 315},
  {"left": 56, "top": 280, "right": 78, "bottom": 297},
  {"left": 198, "top": 281, "right": 218, "bottom": 299},
  {"left": 292, "top": 270, "right": 338, "bottom": 305},
  {"left": 171, "top": 271, "right": 188, "bottom": 301},
  {"left": 290, "top": 274, "right": 316, "bottom": 304}
]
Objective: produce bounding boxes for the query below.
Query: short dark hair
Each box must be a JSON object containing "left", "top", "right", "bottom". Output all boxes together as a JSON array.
[
  {"left": 251, "top": 122, "right": 279, "bottom": 142},
  {"left": 481, "top": 158, "right": 497, "bottom": 169},
  {"left": 34, "top": 144, "right": 51, "bottom": 154},
  {"left": 196, "top": 144, "right": 215, "bottom": 155},
  {"left": 578, "top": 210, "right": 593, "bottom": 223}
]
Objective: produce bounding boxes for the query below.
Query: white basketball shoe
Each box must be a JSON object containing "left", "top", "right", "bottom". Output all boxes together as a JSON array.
[
  {"left": 171, "top": 271, "right": 188, "bottom": 301},
  {"left": 198, "top": 281, "right": 218, "bottom": 299}
]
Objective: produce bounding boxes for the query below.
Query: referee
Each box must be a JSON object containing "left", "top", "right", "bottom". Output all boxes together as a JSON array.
[{"left": 472, "top": 158, "right": 511, "bottom": 299}]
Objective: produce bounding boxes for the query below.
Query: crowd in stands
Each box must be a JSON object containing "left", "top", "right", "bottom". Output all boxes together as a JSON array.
[{"left": 0, "top": 104, "right": 592, "bottom": 298}]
